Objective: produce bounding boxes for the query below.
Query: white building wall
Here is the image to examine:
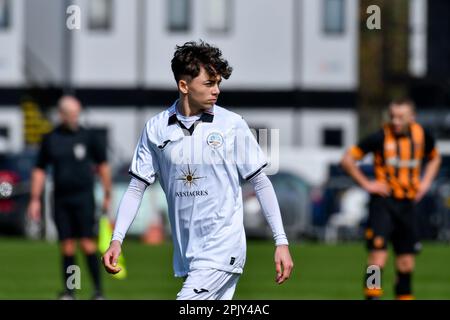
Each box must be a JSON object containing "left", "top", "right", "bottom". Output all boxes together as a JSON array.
[
  {"left": 82, "top": 108, "right": 139, "bottom": 165},
  {"left": 0, "top": 0, "right": 24, "bottom": 85},
  {"left": 279, "top": 147, "right": 344, "bottom": 186},
  {"left": 10, "top": 0, "right": 361, "bottom": 91},
  {"left": 296, "top": 109, "right": 357, "bottom": 148},
  {"left": 0, "top": 108, "right": 24, "bottom": 153},
  {"left": 71, "top": 0, "right": 139, "bottom": 87},
  {"left": 298, "top": 0, "right": 359, "bottom": 90},
  {"left": 144, "top": 0, "right": 295, "bottom": 90},
  {"left": 228, "top": 107, "right": 296, "bottom": 147},
  {"left": 141, "top": 107, "right": 169, "bottom": 129},
  {"left": 25, "top": 0, "right": 65, "bottom": 85},
  {"left": 409, "top": 0, "right": 428, "bottom": 77}
]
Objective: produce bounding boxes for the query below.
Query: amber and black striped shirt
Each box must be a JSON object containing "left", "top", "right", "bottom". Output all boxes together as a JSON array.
[{"left": 349, "top": 122, "right": 439, "bottom": 200}]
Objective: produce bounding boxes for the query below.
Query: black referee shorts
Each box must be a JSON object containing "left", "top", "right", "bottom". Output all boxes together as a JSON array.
[
  {"left": 53, "top": 192, "right": 97, "bottom": 241},
  {"left": 365, "top": 196, "right": 421, "bottom": 255}
]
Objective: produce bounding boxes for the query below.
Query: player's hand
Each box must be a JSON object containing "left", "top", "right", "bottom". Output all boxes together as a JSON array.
[
  {"left": 363, "top": 180, "right": 390, "bottom": 197},
  {"left": 27, "top": 199, "right": 42, "bottom": 222},
  {"left": 274, "top": 245, "right": 294, "bottom": 284},
  {"left": 102, "top": 240, "right": 122, "bottom": 274},
  {"left": 414, "top": 181, "right": 430, "bottom": 203}
]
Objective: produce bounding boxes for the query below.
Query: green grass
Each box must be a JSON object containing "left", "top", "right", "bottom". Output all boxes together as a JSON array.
[{"left": 0, "top": 238, "right": 449, "bottom": 300}]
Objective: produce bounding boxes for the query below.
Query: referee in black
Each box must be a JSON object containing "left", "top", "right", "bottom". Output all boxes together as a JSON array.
[{"left": 28, "top": 95, "right": 112, "bottom": 300}]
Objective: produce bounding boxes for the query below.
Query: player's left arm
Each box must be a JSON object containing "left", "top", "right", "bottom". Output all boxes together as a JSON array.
[
  {"left": 415, "top": 130, "right": 441, "bottom": 202},
  {"left": 249, "top": 172, "right": 294, "bottom": 284}
]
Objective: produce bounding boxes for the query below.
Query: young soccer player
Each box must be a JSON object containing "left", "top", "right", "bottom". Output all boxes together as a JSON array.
[
  {"left": 341, "top": 98, "right": 441, "bottom": 299},
  {"left": 102, "top": 40, "right": 293, "bottom": 299}
]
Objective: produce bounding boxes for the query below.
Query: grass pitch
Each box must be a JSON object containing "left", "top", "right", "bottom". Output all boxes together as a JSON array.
[{"left": 0, "top": 238, "right": 449, "bottom": 300}]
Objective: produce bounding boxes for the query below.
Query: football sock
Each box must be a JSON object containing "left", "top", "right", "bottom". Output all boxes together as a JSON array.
[
  {"left": 395, "top": 271, "right": 413, "bottom": 300},
  {"left": 85, "top": 253, "right": 102, "bottom": 295}
]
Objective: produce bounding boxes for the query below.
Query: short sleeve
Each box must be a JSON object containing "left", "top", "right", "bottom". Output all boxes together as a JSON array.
[
  {"left": 128, "top": 122, "right": 159, "bottom": 186},
  {"left": 35, "top": 133, "right": 51, "bottom": 170},
  {"left": 234, "top": 117, "right": 268, "bottom": 180},
  {"left": 424, "top": 129, "right": 439, "bottom": 160},
  {"left": 90, "top": 130, "right": 107, "bottom": 164},
  {"left": 348, "top": 129, "right": 384, "bottom": 160}
]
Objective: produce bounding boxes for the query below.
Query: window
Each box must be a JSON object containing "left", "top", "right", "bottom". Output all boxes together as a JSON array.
[
  {"left": 206, "top": 0, "right": 232, "bottom": 33},
  {"left": 0, "top": 127, "right": 8, "bottom": 139},
  {"left": 0, "top": 126, "right": 9, "bottom": 152},
  {"left": 0, "top": 0, "right": 11, "bottom": 29},
  {"left": 168, "top": 0, "right": 191, "bottom": 32},
  {"left": 88, "top": 0, "right": 113, "bottom": 31},
  {"left": 323, "top": 0, "right": 345, "bottom": 35},
  {"left": 322, "top": 128, "right": 343, "bottom": 147}
]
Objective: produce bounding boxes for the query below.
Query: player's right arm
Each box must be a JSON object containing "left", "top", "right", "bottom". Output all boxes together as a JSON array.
[
  {"left": 102, "top": 177, "right": 148, "bottom": 274},
  {"left": 103, "top": 122, "right": 158, "bottom": 274},
  {"left": 340, "top": 130, "right": 390, "bottom": 197},
  {"left": 234, "top": 116, "right": 294, "bottom": 284}
]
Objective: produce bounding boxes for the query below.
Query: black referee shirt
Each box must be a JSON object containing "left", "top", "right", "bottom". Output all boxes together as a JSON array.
[{"left": 36, "top": 125, "right": 106, "bottom": 196}]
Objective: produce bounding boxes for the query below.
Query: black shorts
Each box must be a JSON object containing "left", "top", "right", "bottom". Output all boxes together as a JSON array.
[
  {"left": 365, "top": 196, "right": 421, "bottom": 255},
  {"left": 53, "top": 192, "right": 97, "bottom": 241}
]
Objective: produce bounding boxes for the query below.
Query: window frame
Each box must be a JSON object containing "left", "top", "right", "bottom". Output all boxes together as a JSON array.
[
  {"left": 322, "top": 0, "right": 346, "bottom": 36},
  {"left": 87, "top": 0, "right": 114, "bottom": 32},
  {"left": 167, "top": 0, "right": 191, "bottom": 33}
]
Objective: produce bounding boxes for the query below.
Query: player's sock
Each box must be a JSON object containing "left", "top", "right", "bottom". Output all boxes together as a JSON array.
[
  {"left": 364, "top": 266, "right": 383, "bottom": 300},
  {"left": 85, "top": 253, "right": 102, "bottom": 295},
  {"left": 86, "top": 253, "right": 102, "bottom": 294},
  {"left": 62, "top": 255, "right": 76, "bottom": 295},
  {"left": 395, "top": 271, "right": 414, "bottom": 300}
]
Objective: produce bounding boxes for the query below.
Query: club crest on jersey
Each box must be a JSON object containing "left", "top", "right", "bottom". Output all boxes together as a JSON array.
[
  {"left": 73, "top": 143, "right": 86, "bottom": 160},
  {"left": 206, "top": 132, "right": 223, "bottom": 149}
]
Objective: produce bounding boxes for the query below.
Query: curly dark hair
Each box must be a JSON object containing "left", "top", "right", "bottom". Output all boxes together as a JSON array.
[{"left": 171, "top": 40, "right": 233, "bottom": 83}]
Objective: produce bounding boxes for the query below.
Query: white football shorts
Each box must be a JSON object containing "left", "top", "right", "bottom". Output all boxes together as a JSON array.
[{"left": 176, "top": 268, "right": 240, "bottom": 300}]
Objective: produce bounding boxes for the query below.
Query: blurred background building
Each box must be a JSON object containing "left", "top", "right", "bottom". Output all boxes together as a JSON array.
[{"left": 0, "top": 0, "right": 449, "bottom": 242}]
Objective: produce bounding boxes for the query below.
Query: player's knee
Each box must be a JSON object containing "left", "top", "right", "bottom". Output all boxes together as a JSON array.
[
  {"left": 368, "top": 252, "right": 387, "bottom": 269},
  {"left": 397, "top": 264, "right": 414, "bottom": 273},
  {"left": 61, "top": 239, "right": 77, "bottom": 255},
  {"left": 370, "top": 261, "right": 386, "bottom": 269},
  {"left": 396, "top": 257, "right": 415, "bottom": 273},
  {"left": 80, "top": 238, "right": 97, "bottom": 254}
]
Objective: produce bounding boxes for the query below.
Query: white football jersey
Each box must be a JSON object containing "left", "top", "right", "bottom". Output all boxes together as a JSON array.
[{"left": 129, "top": 101, "right": 267, "bottom": 277}]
